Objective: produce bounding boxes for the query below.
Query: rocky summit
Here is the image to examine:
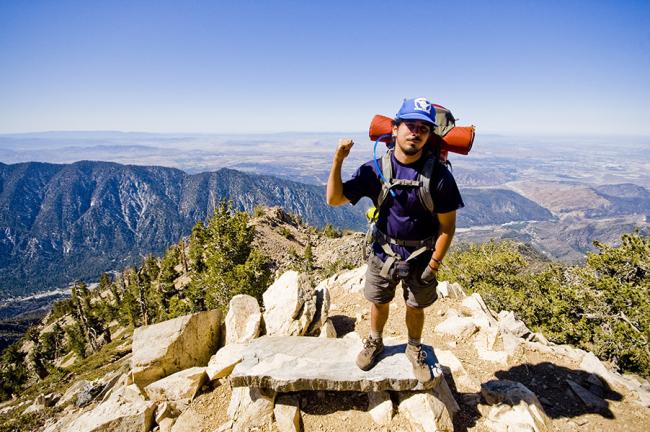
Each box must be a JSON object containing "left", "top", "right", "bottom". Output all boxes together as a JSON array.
[{"left": 2, "top": 265, "right": 650, "bottom": 432}]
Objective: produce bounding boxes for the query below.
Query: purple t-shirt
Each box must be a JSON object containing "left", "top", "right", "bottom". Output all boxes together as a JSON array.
[{"left": 342, "top": 152, "right": 464, "bottom": 264}]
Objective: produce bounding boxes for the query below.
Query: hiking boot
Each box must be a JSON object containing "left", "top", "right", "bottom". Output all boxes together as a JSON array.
[
  {"left": 405, "top": 344, "right": 432, "bottom": 383},
  {"left": 356, "top": 337, "right": 384, "bottom": 371}
]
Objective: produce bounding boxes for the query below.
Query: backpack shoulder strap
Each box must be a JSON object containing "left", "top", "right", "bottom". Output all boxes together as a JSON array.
[
  {"left": 377, "top": 150, "right": 393, "bottom": 208},
  {"left": 417, "top": 156, "right": 437, "bottom": 214}
]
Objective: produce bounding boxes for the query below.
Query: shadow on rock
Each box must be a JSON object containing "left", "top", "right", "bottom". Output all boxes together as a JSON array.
[
  {"left": 297, "top": 390, "right": 369, "bottom": 415},
  {"left": 437, "top": 366, "right": 481, "bottom": 432},
  {"left": 440, "top": 361, "right": 625, "bottom": 431},
  {"left": 329, "top": 314, "right": 356, "bottom": 336},
  {"left": 493, "top": 362, "right": 622, "bottom": 419}
]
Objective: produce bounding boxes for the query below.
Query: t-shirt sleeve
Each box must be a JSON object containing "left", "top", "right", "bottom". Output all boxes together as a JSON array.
[
  {"left": 342, "top": 162, "right": 381, "bottom": 206},
  {"left": 432, "top": 163, "right": 465, "bottom": 214}
]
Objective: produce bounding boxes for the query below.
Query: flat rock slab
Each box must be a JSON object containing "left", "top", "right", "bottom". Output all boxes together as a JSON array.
[{"left": 230, "top": 335, "right": 442, "bottom": 392}]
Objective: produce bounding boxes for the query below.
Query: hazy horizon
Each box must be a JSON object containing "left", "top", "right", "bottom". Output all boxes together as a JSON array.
[{"left": 2, "top": 1, "right": 649, "bottom": 136}]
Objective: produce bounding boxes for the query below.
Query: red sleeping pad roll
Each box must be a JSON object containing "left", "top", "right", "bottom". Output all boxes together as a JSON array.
[{"left": 368, "top": 114, "right": 474, "bottom": 155}]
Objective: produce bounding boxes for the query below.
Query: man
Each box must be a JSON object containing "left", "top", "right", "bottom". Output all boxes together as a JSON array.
[{"left": 326, "top": 97, "right": 464, "bottom": 382}]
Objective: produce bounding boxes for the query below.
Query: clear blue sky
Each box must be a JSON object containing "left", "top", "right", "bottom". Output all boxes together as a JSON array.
[{"left": 1, "top": 0, "right": 648, "bottom": 135}]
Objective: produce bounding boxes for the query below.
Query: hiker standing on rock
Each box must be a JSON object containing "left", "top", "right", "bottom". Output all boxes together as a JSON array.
[{"left": 326, "top": 97, "right": 464, "bottom": 382}]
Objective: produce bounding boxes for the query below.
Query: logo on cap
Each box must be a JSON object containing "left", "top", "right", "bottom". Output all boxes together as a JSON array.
[{"left": 413, "top": 98, "right": 431, "bottom": 114}]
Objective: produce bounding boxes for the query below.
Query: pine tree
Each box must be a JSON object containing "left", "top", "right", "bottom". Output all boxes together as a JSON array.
[
  {"left": 195, "top": 200, "right": 272, "bottom": 310},
  {"left": 303, "top": 241, "right": 314, "bottom": 271},
  {"left": 189, "top": 220, "right": 208, "bottom": 273},
  {"left": 0, "top": 343, "right": 28, "bottom": 401}
]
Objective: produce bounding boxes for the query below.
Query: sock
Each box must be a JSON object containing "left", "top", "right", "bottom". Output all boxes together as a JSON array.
[
  {"left": 370, "top": 329, "right": 383, "bottom": 341},
  {"left": 408, "top": 337, "right": 421, "bottom": 347}
]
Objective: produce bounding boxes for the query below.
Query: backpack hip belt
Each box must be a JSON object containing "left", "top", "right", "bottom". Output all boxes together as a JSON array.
[{"left": 372, "top": 227, "right": 436, "bottom": 279}]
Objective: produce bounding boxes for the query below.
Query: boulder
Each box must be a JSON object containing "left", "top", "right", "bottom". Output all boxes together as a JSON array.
[
  {"left": 56, "top": 380, "right": 91, "bottom": 407},
  {"left": 206, "top": 343, "right": 248, "bottom": 380},
  {"left": 435, "top": 350, "right": 478, "bottom": 392},
  {"left": 398, "top": 386, "right": 457, "bottom": 432},
  {"left": 144, "top": 367, "right": 207, "bottom": 412},
  {"left": 159, "top": 417, "right": 176, "bottom": 432},
  {"left": 501, "top": 332, "right": 524, "bottom": 356},
  {"left": 461, "top": 293, "right": 496, "bottom": 322},
  {"left": 96, "top": 365, "right": 131, "bottom": 402},
  {"left": 579, "top": 351, "right": 626, "bottom": 391},
  {"left": 170, "top": 405, "right": 206, "bottom": 432},
  {"left": 230, "top": 336, "right": 443, "bottom": 392},
  {"left": 64, "top": 384, "right": 156, "bottom": 432},
  {"left": 475, "top": 344, "right": 510, "bottom": 366},
  {"left": 274, "top": 394, "right": 301, "bottom": 432},
  {"left": 497, "top": 311, "right": 531, "bottom": 338},
  {"left": 23, "top": 394, "right": 49, "bottom": 414},
  {"left": 434, "top": 309, "right": 478, "bottom": 339},
  {"left": 618, "top": 374, "right": 650, "bottom": 408},
  {"left": 319, "top": 318, "right": 337, "bottom": 338},
  {"left": 435, "top": 281, "right": 466, "bottom": 299},
  {"left": 42, "top": 408, "right": 81, "bottom": 432},
  {"left": 224, "top": 294, "right": 261, "bottom": 344},
  {"left": 480, "top": 379, "right": 550, "bottom": 432},
  {"left": 367, "top": 391, "right": 393, "bottom": 426},
  {"left": 131, "top": 310, "right": 221, "bottom": 388},
  {"left": 263, "top": 271, "right": 316, "bottom": 336},
  {"left": 227, "top": 387, "right": 276, "bottom": 432},
  {"left": 307, "top": 283, "right": 331, "bottom": 335},
  {"left": 316, "top": 265, "right": 367, "bottom": 295},
  {"left": 75, "top": 380, "right": 106, "bottom": 407},
  {"left": 100, "top": 373, "right": 131, "bottom": 403},
  {"left": 155, "top": 402, "right": 174, "bottom": 424}
]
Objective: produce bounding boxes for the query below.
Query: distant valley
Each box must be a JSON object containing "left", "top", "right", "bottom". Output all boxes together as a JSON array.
[
  {"left": 0, "top": 131, "right": 648, "bottom": 298},
  {"left": 0, "top": 160, "right": 565, "bottom": 298}
]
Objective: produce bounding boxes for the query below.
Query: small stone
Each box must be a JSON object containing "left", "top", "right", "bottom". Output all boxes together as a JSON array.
[
  {"left": 274, "top": 394, "right": 301, "bottom": 432},
  {"left": 367, "top": 391, "right": 393, "bottom": 426}
]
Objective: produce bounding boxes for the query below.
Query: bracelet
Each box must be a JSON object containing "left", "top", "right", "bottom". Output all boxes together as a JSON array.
[
  {"left": 431, "top": 257, "right": 443, "bottom": 265},
  {"left": 427, "top": 262, "right": 439, "bottom": 272}
]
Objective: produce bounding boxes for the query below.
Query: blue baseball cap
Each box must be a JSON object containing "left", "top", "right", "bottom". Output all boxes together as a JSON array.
[{"left": 395, "top": 97, "right": 437, "bottom": 126}]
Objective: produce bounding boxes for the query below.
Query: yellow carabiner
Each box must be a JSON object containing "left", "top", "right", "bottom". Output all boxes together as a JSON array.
[{"left": 366, "top": 207, "right": 379, "bottom": 223}]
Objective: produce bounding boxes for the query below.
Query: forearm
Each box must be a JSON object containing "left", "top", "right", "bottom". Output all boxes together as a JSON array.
[
  {"left": 428, "top": 221, "right": 455, "bottom": 270},
  {"left": 432, "top": 229, "right": 454, "bottom": 262},
  {"left": 326, "top": 159, "right": 348, "bottom": 206}
]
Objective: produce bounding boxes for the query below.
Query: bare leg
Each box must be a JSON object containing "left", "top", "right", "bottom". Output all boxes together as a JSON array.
[
  {"left": 405, "top": 305, "right": 425, "bottom": 340},
  {"left": 370, "top": 302, "right": 390, "bottom": 335}
]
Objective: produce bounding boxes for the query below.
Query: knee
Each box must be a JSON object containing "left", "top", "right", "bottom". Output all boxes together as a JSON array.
[
  {"left": 405, "top": 304, "right": 425, "bottom": 316},
  {"left": 372, "top": 302, "right": 390, "bottom": 313}
]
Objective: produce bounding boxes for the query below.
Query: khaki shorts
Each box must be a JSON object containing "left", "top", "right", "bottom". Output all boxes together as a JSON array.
[{"left": 364, "top": 254, "right": 438, "bottom": 309}]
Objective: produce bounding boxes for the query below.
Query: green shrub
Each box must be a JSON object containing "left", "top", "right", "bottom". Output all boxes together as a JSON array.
[
  {"left": 322, "top": 224, "right": 342, "bottom": 238},
  {"left": 441, "top": 233, "right": 650, "bottom": 378}
]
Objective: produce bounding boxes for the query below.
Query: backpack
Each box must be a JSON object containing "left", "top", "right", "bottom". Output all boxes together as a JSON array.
[{"left": 363, "top": 104, "right": 475, "bottom": 275}]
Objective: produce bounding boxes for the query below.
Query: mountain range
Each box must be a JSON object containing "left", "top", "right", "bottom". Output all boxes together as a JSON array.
[{"left": 0, "top": 160, "right": 561, "bottom": 297}]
